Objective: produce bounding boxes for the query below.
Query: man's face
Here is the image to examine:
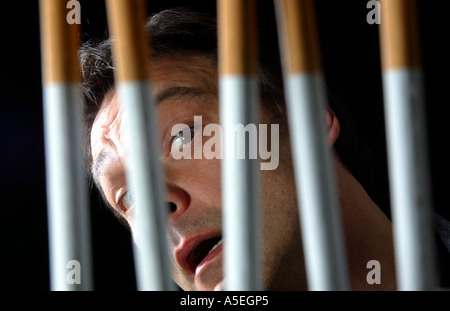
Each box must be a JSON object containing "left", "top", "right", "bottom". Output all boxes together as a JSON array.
[{"left": 90, "top": 54, "right": 306, "bottom": 290}]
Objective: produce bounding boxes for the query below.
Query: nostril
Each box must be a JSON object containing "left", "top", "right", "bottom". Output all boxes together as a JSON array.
[{"left": 168, "top": 202, "right": 177, "bottom": 213}]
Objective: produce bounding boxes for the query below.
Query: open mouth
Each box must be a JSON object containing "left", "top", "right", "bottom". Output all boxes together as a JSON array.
[{"left": 187, "top": 235, "right": 223, "bottom": 270}]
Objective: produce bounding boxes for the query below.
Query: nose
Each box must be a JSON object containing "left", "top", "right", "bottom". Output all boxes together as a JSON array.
[
  {"left": 166, "top": 184, "right": 190, "bottom": 220},
  {"left": 167, "top": 202, "right": 177, "bottom": 213}
]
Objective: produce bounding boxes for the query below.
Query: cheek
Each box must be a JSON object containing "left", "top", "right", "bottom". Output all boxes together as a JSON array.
[
  {"left": 190, "top": 158, "right": 222, "bottom": 205},
  {"left": 260, "top": 168, "right": 299, "bottom": 232},
  {"left": 258, "top": 152, "right": 300, "bottom": 248}
]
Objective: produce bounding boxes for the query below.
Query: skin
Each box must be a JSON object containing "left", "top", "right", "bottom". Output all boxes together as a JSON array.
[{"left": 90, "top": 54, "right": 397, "bottom": 290}]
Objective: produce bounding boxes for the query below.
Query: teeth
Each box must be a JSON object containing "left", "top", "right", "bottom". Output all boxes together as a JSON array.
[{"left": 208, "top": 239, "right": 223, "bottom": 254}]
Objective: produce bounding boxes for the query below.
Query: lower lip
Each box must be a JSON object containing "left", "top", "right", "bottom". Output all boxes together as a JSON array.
[{"left": 194, "top": 243, "right": 223, "bottom": 279}]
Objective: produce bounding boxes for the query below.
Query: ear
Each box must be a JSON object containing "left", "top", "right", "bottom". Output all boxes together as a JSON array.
[{"left": 325, "top": 108, "right": 340, "bottom": 148}]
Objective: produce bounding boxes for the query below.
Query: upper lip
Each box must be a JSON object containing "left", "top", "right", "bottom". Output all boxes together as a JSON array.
[{"left": 174, "top": 232, "right": 222, "bottom": 273}]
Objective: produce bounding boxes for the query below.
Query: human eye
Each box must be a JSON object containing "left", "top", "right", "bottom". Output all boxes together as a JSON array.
[
  {"left": 118, "top": 190, "right": 134, "bottom": 213},
  {"left": 170, "top": 125, "right": 196, "bottom": 153}
]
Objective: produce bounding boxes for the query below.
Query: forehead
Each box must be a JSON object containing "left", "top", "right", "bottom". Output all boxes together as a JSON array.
[{"left": 151, "top": 54, "right": 218, "bottom": 93}]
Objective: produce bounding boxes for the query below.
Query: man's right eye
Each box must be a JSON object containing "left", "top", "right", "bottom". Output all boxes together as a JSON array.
[
  {"left": 170, "top": 126, "right": 195, "bottom": 153},
  {"left": 119, "top": 190, "right": 134, "bottom": 213}
]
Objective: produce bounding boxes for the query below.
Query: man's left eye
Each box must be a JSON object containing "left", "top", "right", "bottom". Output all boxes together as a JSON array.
[{"left": 119, "top": 190, "right": 134, "bottom": 212}]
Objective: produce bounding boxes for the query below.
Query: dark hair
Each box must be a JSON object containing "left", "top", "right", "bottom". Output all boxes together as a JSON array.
[{"left": 79, "top": 7, "right": 374, "bottom": 194}]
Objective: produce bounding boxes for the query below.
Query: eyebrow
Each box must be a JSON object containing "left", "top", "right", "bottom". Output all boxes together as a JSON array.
[
  {"left": 91, "top": 150, "right": 114, "bottom": 188},
  {"left": 155, "top": 86, "right": 204, "bottom": 104}
]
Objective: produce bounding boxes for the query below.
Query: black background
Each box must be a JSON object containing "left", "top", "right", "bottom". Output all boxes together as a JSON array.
[{"left": 0, "top": 0, "right": 448, "bottom": 291}]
